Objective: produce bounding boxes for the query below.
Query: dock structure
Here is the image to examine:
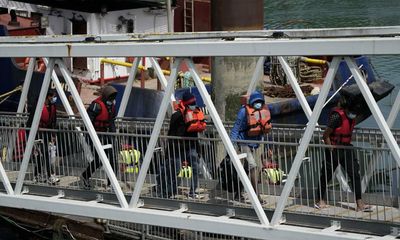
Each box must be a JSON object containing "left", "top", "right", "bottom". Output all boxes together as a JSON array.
[{"left": 0, "top": 27, "right": 400, "bottom": 239}]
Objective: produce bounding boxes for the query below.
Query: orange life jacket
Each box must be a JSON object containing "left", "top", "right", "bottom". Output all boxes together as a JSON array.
[
  {"left": 329, "top": 107, "right": 355, "bottom": 145},
  {"left": 93, "top": 97, "right": 115, "bottom": 132},
  {"left": 174, "top": 100, "right": 206, "bottom": 133},
  {"left": 245, "top": 105, "right": 272, "bottom": 137}
]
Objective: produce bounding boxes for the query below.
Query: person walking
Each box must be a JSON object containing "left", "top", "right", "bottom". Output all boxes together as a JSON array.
[
  {"left": 315, "top": 97, "right": 372, "bottom": 212},
  {"left": 230, "top": 90, "right": 272, "bottom": 202},
  {"left": 160, "top": 91, "right": 206, "bottom": 199},
  {"left": 32, "top": 89, "right": 60, "bottom": 184},
  {"left": 80, "top": 85, "right": 118, "bottom": 190}
]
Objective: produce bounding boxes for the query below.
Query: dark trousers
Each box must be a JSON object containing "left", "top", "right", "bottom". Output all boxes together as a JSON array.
[
  {"left": 34, "top": 131, "right": 53, "bottom": 178},
  {"left": 81, "top": 135, "right": 117, "bottom": 186},
  {"left": 317, "top": 147, "right": 362, "bottom": 201},
  {"left": 159, "top": 148, "right": 199, "bottom": 197}
]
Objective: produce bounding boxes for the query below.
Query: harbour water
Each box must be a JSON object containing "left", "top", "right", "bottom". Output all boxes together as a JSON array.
[{"left": 264, "top": 0, "right": 400, "bottom": 129}]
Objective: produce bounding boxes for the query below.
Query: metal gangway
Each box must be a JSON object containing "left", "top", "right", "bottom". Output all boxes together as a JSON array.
[{"left": 1, "top": 26, "right": 400, "bottom": 240}]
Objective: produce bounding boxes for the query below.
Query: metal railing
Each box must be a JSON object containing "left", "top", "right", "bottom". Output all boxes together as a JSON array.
[{"left": 1, "top": 114, "right": 399, "bottom": 226}]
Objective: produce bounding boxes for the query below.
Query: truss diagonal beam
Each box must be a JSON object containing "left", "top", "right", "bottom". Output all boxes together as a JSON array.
[
  {"left": 278, "top": 56, "right": 353, "bottom": 192},
  {"left": 56, "top": 59, "right": 128, "bottom": 208},
  {"left": 117, "top": 58, "right": 140, "bottom": 118},
  {"left": 271, "top": 57, "right": 341, "bottom": 226},
  {"left": 15, "top": 58, "right": 55, "bottom": 194},
  {"left": 149, "top": 57, "right": 176, "bottom": 106},
  {"left": 43, "top": 58, "right": 75, "bottom": 115},
  {"left": 278, "top": 56, "right": 313, "bottom": 119},
  {"left": 387, "top": 90, "right": 400, "bottom": 128},
  {"left": 17, "top": 57, "right": 35, "bottom": 113},
  {"left": 0, "top": 153, "right": 13, "bottom": 194},
  {"left": 129, "top": 58, "right": 182, "bottom": 207},
  {"left": 186, "top": 58, "right": 269, "bottom": 225},
  {"left": 345, "top": 57, "right": 400, "bottom": 167},
  {"left": 5, "top": 58, "right": 36, "bottom": 165}
]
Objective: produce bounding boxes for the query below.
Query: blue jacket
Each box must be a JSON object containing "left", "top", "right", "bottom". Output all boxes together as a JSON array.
[{"left": 230, "top": 106, "right": 263, "bottom": 149}]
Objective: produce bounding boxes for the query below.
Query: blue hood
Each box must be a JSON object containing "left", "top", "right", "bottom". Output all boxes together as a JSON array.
[{"left": 249, "top": 91, "right": 264, "bottom": 105}]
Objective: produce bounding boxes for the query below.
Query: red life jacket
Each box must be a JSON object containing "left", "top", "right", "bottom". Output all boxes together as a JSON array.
[
  {"left": 329, "top": 107, "right": 355, "bottom": 145},
  {"left": 245, "top": 105, "right": 272, "bottom": 137},
  {"left": 174, "top": 100, "right": 206, "bottom": 133},
  {"left": 39, "top": 104, "right": 56, "bottom": 128},
  {"left": 93, "top": 97, "right": 115, "bottom": 131}
]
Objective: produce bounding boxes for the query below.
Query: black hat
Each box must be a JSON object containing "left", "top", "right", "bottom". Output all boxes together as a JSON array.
[{"left": 182, "top": 91, "right": 196, "bottom": 105}]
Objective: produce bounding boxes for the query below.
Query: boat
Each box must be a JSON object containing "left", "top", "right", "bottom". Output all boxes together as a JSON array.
[
  {"left": 0, "top": 3, "right": 394, "bottom": 125},
  {"left": 263, "top": 56, "right": 395, "bottom": 124},
  {"left": 0, "top": 1, "right": 170, "bottom": 115}
]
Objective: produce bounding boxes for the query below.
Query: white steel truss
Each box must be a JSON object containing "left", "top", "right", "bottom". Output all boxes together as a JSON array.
[{"left": 0, "top": 28, "right": 400, "bottom": 239}]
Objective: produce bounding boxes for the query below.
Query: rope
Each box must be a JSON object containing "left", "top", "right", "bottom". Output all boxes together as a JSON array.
[
  {"left": 0, "top": 85, "right": 23, "bottom": 102},
  {"left": 323, "top": 64, "right": 363, "bottom": 108}
]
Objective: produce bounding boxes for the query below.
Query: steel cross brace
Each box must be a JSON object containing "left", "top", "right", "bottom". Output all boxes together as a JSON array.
[
  {"left": 14, "top": 58, "right": 56, "bottom": 194},
  {"left": 3, "top": 58, "right": 37, "bottom": 187},
  {"left": 361, "top": 88, "right": 400, "bottom": 192},
  {"left": 56, "top": 59, "right": 128, "bottom": 208},
  {"left": 278, "top": 56, "right": 353, "bottom": 193},
  {"left": 117, "top": 57, "right": 140, "bottom": 118},
  {"left": 387, "top": 90, "right": 400, "bottom": 128},
  {"left": 271, "top": 57, "right": 341, "bottom": 226},
  {"left": 186, "top": 58, "right": 269, "bottom": 225},
  {"left": 129, "top": 58, "right": 182, "bottom": 207},
  {"left": 148, "top": 57, "right": 176, "bottom": 109},
  {"left": 1, "top": 57, "right": 38, "bottom": 194},
  {"left": 345, "top": 57, "right": 400, "bottom": 173}
]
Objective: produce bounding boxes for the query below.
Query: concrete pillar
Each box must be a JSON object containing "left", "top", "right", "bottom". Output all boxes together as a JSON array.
[
  {"left": 211, "top": 0, "right": 264, "bottom": 166},
  {"left": 211, "top": 0, "right": 264, "bottom": 121}
]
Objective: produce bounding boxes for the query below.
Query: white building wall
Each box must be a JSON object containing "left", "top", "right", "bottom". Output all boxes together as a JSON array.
[
  {"left": 85, "top": 9, "right": 169, "bottom": 79},
  {"left": 0, "top": 2, "right": 169, "bottom": 80},
  {"left": 0, "top": 0, "right": 36, "bottom": 14}
]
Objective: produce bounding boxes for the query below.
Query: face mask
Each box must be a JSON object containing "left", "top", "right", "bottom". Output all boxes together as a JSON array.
[
  {"left": 253, "top": 102, "right": 263, "bottom": 110},
  {"left": 347, "top": 112, "right": 357, "bottom": 119},
  {"left": 50, "top": 96, "right": 57, "bottom": 104},
  {"left": 188, "top": 105, "right": 196, "bottom": 111}
]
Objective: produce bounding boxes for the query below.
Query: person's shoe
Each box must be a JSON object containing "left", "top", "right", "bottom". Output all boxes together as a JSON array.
[
  {"left": 356, "top": 199, "right": 373, "bottom": 212},
  {"left": 47, "top": 175, "right": 60, "bottom": 185},
  {"left": 356, "top": 205, "right": 373, "bottom": 212},
  {"left": 80, "top": 176, "right": 91, "bottom": 190},
  {"left": 233, "top": 192, "right": 245, "bottom": 202},
  {"left": 314, "top": 200, "right": 329, "bottom": 209},
  {"left": 105, "top": 185, "right": 114, "bottom": 192},
  {"left": 188, "top": 193, "right": 204, "bottom": 200},
  {"left": 258, "top": 195, "right": 267, "bottom": 204},
  {"left": 34, "top": 174, "right": 46, "bottom": 183}
]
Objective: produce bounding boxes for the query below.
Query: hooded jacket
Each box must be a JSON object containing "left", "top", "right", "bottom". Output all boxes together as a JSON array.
[
  {"left": 87, "top": 86, "right": 117, "bottom": 132},
  {"left": 230, "top": 91, "right": 266, "bottom": 148}
]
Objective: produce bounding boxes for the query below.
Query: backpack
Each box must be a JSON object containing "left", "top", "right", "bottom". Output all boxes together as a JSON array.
[{"left": 219, "top": 155, "right": 248, "bottom": 193}]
